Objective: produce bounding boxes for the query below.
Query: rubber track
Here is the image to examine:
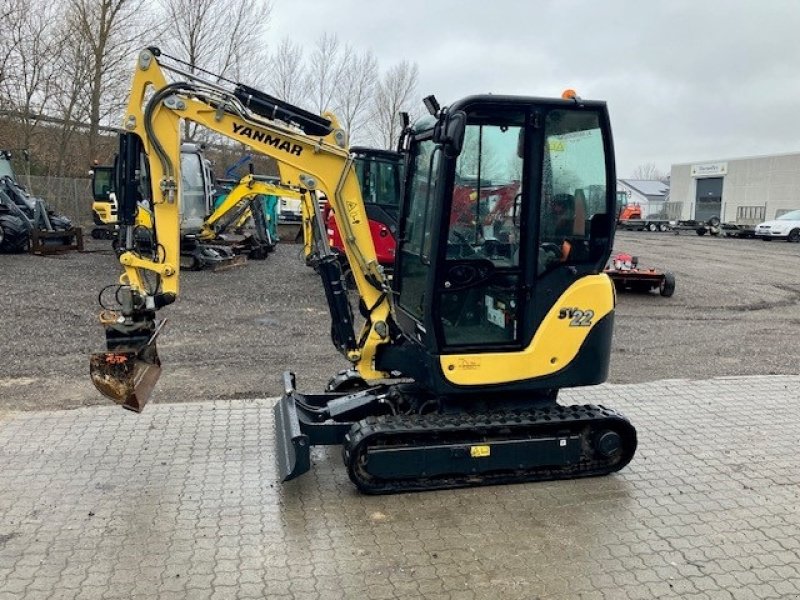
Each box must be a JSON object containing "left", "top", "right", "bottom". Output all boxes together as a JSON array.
[{"left": 343, "top": 404, "right": 637, "bottom": 494}]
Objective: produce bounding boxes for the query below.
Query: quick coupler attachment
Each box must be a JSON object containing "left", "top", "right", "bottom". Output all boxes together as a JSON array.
[{"left": 273, "top": 373, "right": 310, "bottom": 482}]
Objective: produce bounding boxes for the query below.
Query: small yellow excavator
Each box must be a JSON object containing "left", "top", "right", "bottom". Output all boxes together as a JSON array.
[{"left": 90, "top": 48, "right": 636, "bottom": 494}]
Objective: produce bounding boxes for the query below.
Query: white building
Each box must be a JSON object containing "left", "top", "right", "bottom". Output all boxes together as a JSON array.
[
  {"left": 616, "top": 179, "right": 670, "bottom": 218},
  {"left": 670, "top": 153, "right": 800, "bottom": 224}
]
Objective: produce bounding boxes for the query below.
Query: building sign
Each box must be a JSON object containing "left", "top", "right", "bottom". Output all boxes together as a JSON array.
[{"left": 691, "top": 162, "right": 728, "bottom": 177}]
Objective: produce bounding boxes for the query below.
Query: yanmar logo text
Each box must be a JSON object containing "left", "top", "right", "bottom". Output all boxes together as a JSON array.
[{"left": 232, "top": 122, "right": 302, "bottom": 156}]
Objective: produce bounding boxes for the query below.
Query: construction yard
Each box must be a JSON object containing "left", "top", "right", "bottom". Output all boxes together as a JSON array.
[
  {"left": 1, "top": 231, "right": 800, "bottom": 599},
  {"left": 1, "top": 231, "right": 798, "bottom": 412}
]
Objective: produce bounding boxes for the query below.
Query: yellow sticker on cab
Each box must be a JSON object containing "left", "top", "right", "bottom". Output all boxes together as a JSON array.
[{"left": 470, "top": 445, "right": 491, "bottom": 458}]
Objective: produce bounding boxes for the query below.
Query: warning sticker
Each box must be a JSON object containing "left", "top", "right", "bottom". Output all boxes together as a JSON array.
[{"left": 470, "top": 445, "right": 491, "bottom": 458}]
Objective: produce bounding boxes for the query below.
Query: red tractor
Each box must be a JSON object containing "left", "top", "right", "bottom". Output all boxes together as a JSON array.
[{"left": 618, "top": 203, "right": 642, "bottom": 221}]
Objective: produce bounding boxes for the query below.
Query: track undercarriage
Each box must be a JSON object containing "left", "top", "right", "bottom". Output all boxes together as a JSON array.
[{"left": 274, "top": 372, "right": 637, "bottom": 494}]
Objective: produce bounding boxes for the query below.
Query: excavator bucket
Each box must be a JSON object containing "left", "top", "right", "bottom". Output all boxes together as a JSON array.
[
  {"left": 89, "top": 346, "right": 161, "bottom": 412},
  {"left": 209, "top": 253, "right": 248, "bottom": 272}
]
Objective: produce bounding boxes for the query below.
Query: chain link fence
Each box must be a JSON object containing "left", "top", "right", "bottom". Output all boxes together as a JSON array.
[{"left": 25, "top": 175, "right": 93, "bottom": 226}]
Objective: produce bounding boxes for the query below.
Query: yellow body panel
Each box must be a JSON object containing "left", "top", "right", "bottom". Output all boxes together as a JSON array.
[
  {"left": 92, "top": 200, "right": 151, "bottom": 230},
  {"left": 92, "top": 202, "right": 112, "bottom": 224},
  {"left": 439, "top": 274, "right": 615, "bottom": 386}
]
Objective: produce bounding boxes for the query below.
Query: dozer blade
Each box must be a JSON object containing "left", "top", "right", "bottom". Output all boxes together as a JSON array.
[
  {"left": 89, "top": 349, "right": 161, "bottom": 412},
  {"left": 273, "top": 392, "right": 311, "bottom": 481}
]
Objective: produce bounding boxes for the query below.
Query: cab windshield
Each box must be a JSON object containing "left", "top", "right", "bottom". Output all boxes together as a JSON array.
[{"left": 777, "top": 209, "right": 800, "bottom": 220}]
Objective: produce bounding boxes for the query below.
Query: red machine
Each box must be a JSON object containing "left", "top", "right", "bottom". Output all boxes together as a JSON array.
[
  {"left": 618, "top": 203, "right": 642, "bottom": 221},
  {"left": 450, "top": 181, "right": 520, "bottom": 228},
  {"left": 605, "top": 252, "right": 675, "bottom": 297},
  {"left": 326, "top": 147, "right": 402, "bottom": 269}
]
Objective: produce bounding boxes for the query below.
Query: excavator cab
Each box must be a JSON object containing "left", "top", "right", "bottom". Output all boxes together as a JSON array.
[{"left": 385, "top": 97, "right": 616, "bottom": 394}]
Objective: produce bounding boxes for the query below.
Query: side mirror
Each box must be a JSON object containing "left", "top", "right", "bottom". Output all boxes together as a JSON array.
[{"left": 433, "top": 110, "right": 466, "bottom": 158}]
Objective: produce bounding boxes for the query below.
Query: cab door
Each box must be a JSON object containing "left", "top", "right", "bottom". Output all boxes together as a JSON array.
[
  {"left": 393, "top": 134, "right": 441, "bottom": 347},
  {"left": 435, "top": 111, "right": 528, "bottom": 350},
  {"left": 434, "top": 104, "right": 615, "bottom": 362}
]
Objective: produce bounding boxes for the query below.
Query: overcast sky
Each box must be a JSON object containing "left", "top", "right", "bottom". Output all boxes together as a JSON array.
[{"left": 269, "top": 0, "right": 800, "bottom": 177}]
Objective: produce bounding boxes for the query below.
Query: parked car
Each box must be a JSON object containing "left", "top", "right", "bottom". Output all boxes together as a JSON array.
[{"left": 754, "top": 209, "right": 800, "bottom": 242}]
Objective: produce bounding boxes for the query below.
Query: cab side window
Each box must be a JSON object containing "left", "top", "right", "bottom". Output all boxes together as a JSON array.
[{"left": 539, "top": 110, "right": 608, "bottom": 273}]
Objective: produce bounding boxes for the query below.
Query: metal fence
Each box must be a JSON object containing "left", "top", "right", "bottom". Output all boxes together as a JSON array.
[
  {"left": 643, "top": 200, "right": 666, "bottom": 219},
  {"left": 24, "top": 175, "right": 92, "bottom": 225},
  {"left": 664, "top": 201, "right": 683, "bottom": 220},
  {"left": 736, "top": 205, "right": 766, "bottom": 224}
]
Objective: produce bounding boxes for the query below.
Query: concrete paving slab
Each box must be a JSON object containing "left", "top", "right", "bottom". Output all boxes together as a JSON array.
[{"left": 1, "top": 375, "right": 799, "bottom": 599}]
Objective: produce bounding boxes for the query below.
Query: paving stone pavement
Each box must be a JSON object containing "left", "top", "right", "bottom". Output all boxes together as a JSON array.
[{"left": 1, "top": 375, "right": 799, "bottom": 600}]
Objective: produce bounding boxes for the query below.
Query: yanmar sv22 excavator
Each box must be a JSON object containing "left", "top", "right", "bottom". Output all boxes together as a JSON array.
[{"left": 90, "top": 48, "right": 636, "bottom": 494}]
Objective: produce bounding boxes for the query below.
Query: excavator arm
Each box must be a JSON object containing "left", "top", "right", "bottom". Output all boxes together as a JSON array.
[{"left": 90, "top": 47, "right": 392, "bottom": 411}]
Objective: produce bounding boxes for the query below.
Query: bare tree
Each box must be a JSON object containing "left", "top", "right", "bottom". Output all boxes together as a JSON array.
[
  {"left": 50, "top": 16, "right": 94, "bottom": 175},
  {"left": 266, "top": 36, "right": 377, "bottom": 146},
  {"left": 157, "top": 0, "right": 271, "bottom": 140},
  {"left": 0, "top": 0, "right": 24, "bottom": 97},
  {"left": 68, "top": 0, "right": 146, "bottom": 163},
  {"left": 630, "top": 162, "right": 665, "bottom": 181},
  {"left": 266, "top": 38, "right": 308, "bottom": 106},
  {"left": 307, "top": 33, "right": 349, "bottom": 115},
  {"left": 368, "top": 60, "right": 419, "bottom": 150},
  {"left": 334, "top": 49, "right": 377, "bottom": 145},
  {"left": 2, "top": 0, "right": 60, "bottom": 178},
  {"left": 158, "top": 0, "right": 271, "bottom": 78}
]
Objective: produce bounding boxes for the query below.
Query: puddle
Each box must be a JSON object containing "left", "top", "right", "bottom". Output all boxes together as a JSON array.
[
  {"left": 0, "top": 377, "right": 36, "bottom": 388},
  {"left": 255, "top": 316, "right": 280, "bottom": 326}
]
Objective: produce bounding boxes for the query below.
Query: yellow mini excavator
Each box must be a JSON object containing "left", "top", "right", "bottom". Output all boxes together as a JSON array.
[
  {"left": 197, "top": 173, "right": 306, "bottom": 260},
  {"left": 90, "top": 48, "right": 636, "bottom": 494}
]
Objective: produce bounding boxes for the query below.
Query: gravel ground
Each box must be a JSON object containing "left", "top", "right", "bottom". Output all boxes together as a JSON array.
[{"left": 0, "top": 231, "right": 798, "bottom": 411}]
